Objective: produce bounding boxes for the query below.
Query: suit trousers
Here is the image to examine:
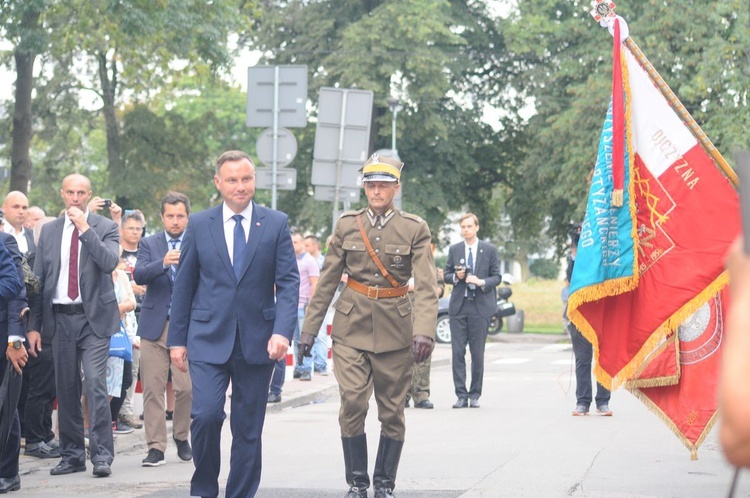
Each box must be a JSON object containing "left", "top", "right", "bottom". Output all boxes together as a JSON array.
[
  {"left": 0, "top": 356, "right": 21, "bottom": 478},
  {"left": 333, "top": 342, "right": 412, "bottom": 440},
  {"left": 450, "top": 299, "right": 490, "bottom": 400},
  {"left": 52, "top": 312, "right": 114, "bottom": 466},
  {"left": 18, "top": 343, "right": 55, "bottom": 444},
  {"left": 189, "top": 334, "right": 273, "bottom": 498},
  {"left": 141, "top": 321, "right": 192, "bottom": 453}
]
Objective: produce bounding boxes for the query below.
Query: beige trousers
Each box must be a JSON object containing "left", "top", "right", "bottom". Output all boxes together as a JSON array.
[{"left": 140, "top": 321, "right": 192, "bottom": 453}]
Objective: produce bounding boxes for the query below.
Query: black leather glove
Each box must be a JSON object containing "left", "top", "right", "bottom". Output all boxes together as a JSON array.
[
  {"left": 297, "top": 332, "right": 316, "bottom": 364},
  {"left": 411, "top": 335, "right": 434, "bottom": 364}
]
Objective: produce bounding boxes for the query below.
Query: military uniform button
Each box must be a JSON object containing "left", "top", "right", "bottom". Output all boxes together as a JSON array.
[
  {"left": 375, "top": 249, "right": 380, "bottom": 254},
  {"left": 377, "top": 226, "right": 382, "bottom": 230},
  {"left": 395, "top": 249, "right": 400, "bottom": 253},
  {"left": 375, "top": 237, "right": 381, "bottom": 242}
]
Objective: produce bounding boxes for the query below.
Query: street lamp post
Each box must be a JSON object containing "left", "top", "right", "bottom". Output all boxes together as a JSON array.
[{"left": 387, "top": 98, "right": 403, "bottom": 154}]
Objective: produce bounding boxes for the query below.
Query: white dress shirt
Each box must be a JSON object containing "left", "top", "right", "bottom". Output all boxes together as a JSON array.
[
  {"left": 2, "top": 220, "right": 29, "bottom": 254},
  {"left": 53, "top": 213, "right": 87, "bottom": 304},
  {"left": 222, "top": 202, "right": 253, "bottom": 265}
]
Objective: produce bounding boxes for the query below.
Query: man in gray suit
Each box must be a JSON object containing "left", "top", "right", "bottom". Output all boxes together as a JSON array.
[{"left": 27, "top": 174, "right": 121, "bottom": 478}]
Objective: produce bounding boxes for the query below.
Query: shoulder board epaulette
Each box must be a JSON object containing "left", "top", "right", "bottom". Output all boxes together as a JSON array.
[
  {"left": 340, "top": 209, "right": 363, "bottom": 218},
  {"left": 399, "top": 211, "right": 424, "bottom": 223}
]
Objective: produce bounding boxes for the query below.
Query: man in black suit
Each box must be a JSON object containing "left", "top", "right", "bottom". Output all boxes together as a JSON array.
[
  {"left": 28, "top": 174, "right": 121, "bottom": 478},
  {"left": 444, "top": 213, "right": 501, "bottom": 409},
  {"left": 0, "top": 231, "right": 29, "bottom": 493},
  {"left": 2, "top": 191, "right": 58, "bottom": 460}
]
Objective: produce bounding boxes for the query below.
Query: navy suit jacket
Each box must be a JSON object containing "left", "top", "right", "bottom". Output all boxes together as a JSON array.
[
  {"left": 0, "top": 234, "right": 26, "bottom": 343},
  {"left": 444, "top": 240, "right": 501, "bottom": 319},
  {"left": 167, "top": 202, "right": 299, "bottom": 365},
  {"left": 133, "top": 232, "right": 173, "bottom": 341}
]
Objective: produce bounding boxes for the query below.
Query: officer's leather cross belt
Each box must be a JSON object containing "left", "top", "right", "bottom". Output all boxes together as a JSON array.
[{"left": 347, "top": 278, "right": 409, "bottom": 299}]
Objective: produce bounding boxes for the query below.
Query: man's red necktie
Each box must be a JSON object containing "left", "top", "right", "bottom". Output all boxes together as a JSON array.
[{"left": 68, "top": 228, "right": 79, "bottom": 300}]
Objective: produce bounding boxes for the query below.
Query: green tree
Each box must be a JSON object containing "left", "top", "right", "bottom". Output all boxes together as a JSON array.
[
  {"left": 501, "top": 0, "right": 749, "bottom": 255},
  {"left": 251, "top": 0, "right": 522, "bottom": 240}
]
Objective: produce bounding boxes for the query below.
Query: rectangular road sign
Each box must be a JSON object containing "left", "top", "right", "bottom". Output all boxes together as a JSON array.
[
  {"left": 247, "top": 65, "right": 308, "bottom": 128},
  {"left": 314, "top": 185, "right": 361, "bottom": 203},
  {"left": 255, "top": 167, "right": 297, "bottom": 191}
]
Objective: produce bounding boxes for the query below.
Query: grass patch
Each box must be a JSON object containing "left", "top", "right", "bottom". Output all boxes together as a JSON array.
[{"left": 510, "top": 278, "right": 567, "bottom": 333}]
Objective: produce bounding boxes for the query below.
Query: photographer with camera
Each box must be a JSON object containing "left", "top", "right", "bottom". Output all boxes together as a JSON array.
[{"left": 444, "top": 213, "right": 501, "bottom": 409}]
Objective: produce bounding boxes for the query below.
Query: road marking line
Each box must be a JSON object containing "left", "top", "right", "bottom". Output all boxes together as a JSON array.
[{"left": 492, "top": 358, "right": 530, "bottom": 365}]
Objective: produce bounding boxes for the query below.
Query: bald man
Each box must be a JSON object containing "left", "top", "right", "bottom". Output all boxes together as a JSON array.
[
  {"left": 28, "top": 174, "right": 120, "bottom": 478},
  {"left": 2, "top": 191, "right": 34, "bottom": 257}
]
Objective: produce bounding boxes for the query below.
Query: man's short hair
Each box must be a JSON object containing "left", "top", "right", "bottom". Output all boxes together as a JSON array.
[
  {"left": 304, "top": 234, "right": 321, "bottom": 247},
  {"left": 121, "top": 210, "right": 145, "bottom": 228},
  {"left": 161, "top": 191, "right": 191, "bottom": 215},
  {"left": 459, "top": 213, "right": 479, "bottom": 226},
  {"left": 215, "top": 150, "right": 254, "bottom": 175}
]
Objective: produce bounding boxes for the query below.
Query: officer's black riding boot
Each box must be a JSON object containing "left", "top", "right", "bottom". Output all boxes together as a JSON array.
[
  {"left": 373, "top": 435, "right": 404, "bottom": 498},
  {"left": 342, "top": 434, "right": 369, "bottom": 498}
]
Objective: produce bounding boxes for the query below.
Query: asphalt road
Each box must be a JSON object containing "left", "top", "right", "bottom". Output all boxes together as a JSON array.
[{"left": 12, "top": 338, "right": 750, "bottom": 497}]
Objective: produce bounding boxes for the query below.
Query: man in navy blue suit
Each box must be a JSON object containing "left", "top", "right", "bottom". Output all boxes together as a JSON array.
[
  {"left": 168, "top": 150, "right": 299, "bottom": 498},
  {"left": 0, "top": 233, "right": 28, "bottom": 494},
  {"left": 134, "top": 191, "right": 193, "bottom": 467}
]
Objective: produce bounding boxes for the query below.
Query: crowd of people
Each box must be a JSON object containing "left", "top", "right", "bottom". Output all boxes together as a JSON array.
[{"left": 8, "top": 148, "right": 747, "bottom": 498}]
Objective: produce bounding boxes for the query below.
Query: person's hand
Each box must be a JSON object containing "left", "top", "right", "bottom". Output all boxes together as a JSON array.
[
  {"left": 67, "top": 206, "right": 89, "bottom": 233},
  {"left": 27, "top": 331, "right": 42, "bottom": 357},
  {"left": 163, "top": 249, "right": 181, "bottom": 267},
  {"left": 6, "top": 343, "right": 29, "bottom": 374},
  {"left": 170, "top": 346, "right": 188, "bottom": 372},
  {"left": 132, "top": 339, "right": 141, "bottom": 350},
  {"left": 131, "top": 282, "right": 147, "bottom": 295},
  {"left": 267, "top": 334, "right": 289, "bottom": 361},
  {"left": 411, "top": 335, "right": 434, "bottom": 364},
  {"left": 466, "top": 275, "right": 484, "bottom": 287},
  {"left": 109, "top": 202, "right": 123, "bottom": 225},
  {"left": 88, "top": 196, "right": 105, "bottom": 213},
  {"left": 298, "top": 332, "right": 316, "bottom": 360}
]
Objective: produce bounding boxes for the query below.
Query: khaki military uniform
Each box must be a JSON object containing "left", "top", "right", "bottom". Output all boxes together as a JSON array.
[{"left": 303, "top": 207, "right": 438, "bottom": 439}]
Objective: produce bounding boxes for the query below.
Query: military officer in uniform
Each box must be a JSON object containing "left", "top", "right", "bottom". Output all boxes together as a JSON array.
[{"left": 299, "top": 153, "right": 438, "bottom": 498}]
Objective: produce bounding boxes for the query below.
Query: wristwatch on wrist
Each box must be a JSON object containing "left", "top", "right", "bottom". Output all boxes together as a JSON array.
[{"left": 8, "top": 340, "right": 22, "bottom": 350}]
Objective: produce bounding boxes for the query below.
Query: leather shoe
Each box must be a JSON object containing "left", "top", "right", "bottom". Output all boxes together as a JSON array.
[
  {"left": 50, "top": 461, "right": 86, "bottom": 476},
  {"left": 0, "top": 474, "right": 20, "bottom": 493},
  {"left": 414, "top": 399, "right": 434, "bottom": 409},
  {"left": 452, "top": 397, "right": 468, "bottom": 409},
  {"left": 92, "top": 462, "right": 111, "bottom": 477},
  {"left": 267, "top": 393, "right": 282, "bottom": 403},
  {"left": 469, "top": 397, "right": 480, "bottom": 408}
]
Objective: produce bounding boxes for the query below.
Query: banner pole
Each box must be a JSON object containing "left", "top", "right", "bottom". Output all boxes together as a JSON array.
[{"left": 623, "top": 37, "right": 738, "bottom": 186}]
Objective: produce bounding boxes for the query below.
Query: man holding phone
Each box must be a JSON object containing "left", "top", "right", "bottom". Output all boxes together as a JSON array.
[{"left": 444, "top": 213, "right": 501, "bottom": 409}]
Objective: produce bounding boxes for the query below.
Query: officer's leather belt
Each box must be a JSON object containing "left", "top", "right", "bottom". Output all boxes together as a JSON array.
[
  {"left": 52, "top": 303, "right": 85, "bottom": 315},
  {"left": 347, "top": 278, "right": 409, "bottom": 299}
]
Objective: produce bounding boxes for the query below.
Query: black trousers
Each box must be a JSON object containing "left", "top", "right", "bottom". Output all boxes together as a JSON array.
[
  {"left": 450, "top": 299, "right": 490, "bottom": 399},
  {"left": 110, "top": 360, "right": 133, "bottom": 422},
  {"left": 17, "top": 343, "right": 56, "bottom": 444},
  {"left": 0, "top": 355, "right": 21, "bottom": 478}
]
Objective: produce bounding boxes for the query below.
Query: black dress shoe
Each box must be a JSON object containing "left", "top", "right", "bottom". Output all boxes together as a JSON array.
[
  {"left": 469, "top": 397, "right": 480, "bottom": 408},
  {"left": 414, "top": 399, "right": 434, "bottom": 409},
  {"left": 92, "top": 461, "right": 111, "bottom": 477},
  {"left": 50, "top": 461, "right": 86, "bottom": 476},
  {"left": 0, "top": 474, "right": 20, "bottom": 493},
  {"left": 452, "top": 397, "right": 468, "bottom": 409}
]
